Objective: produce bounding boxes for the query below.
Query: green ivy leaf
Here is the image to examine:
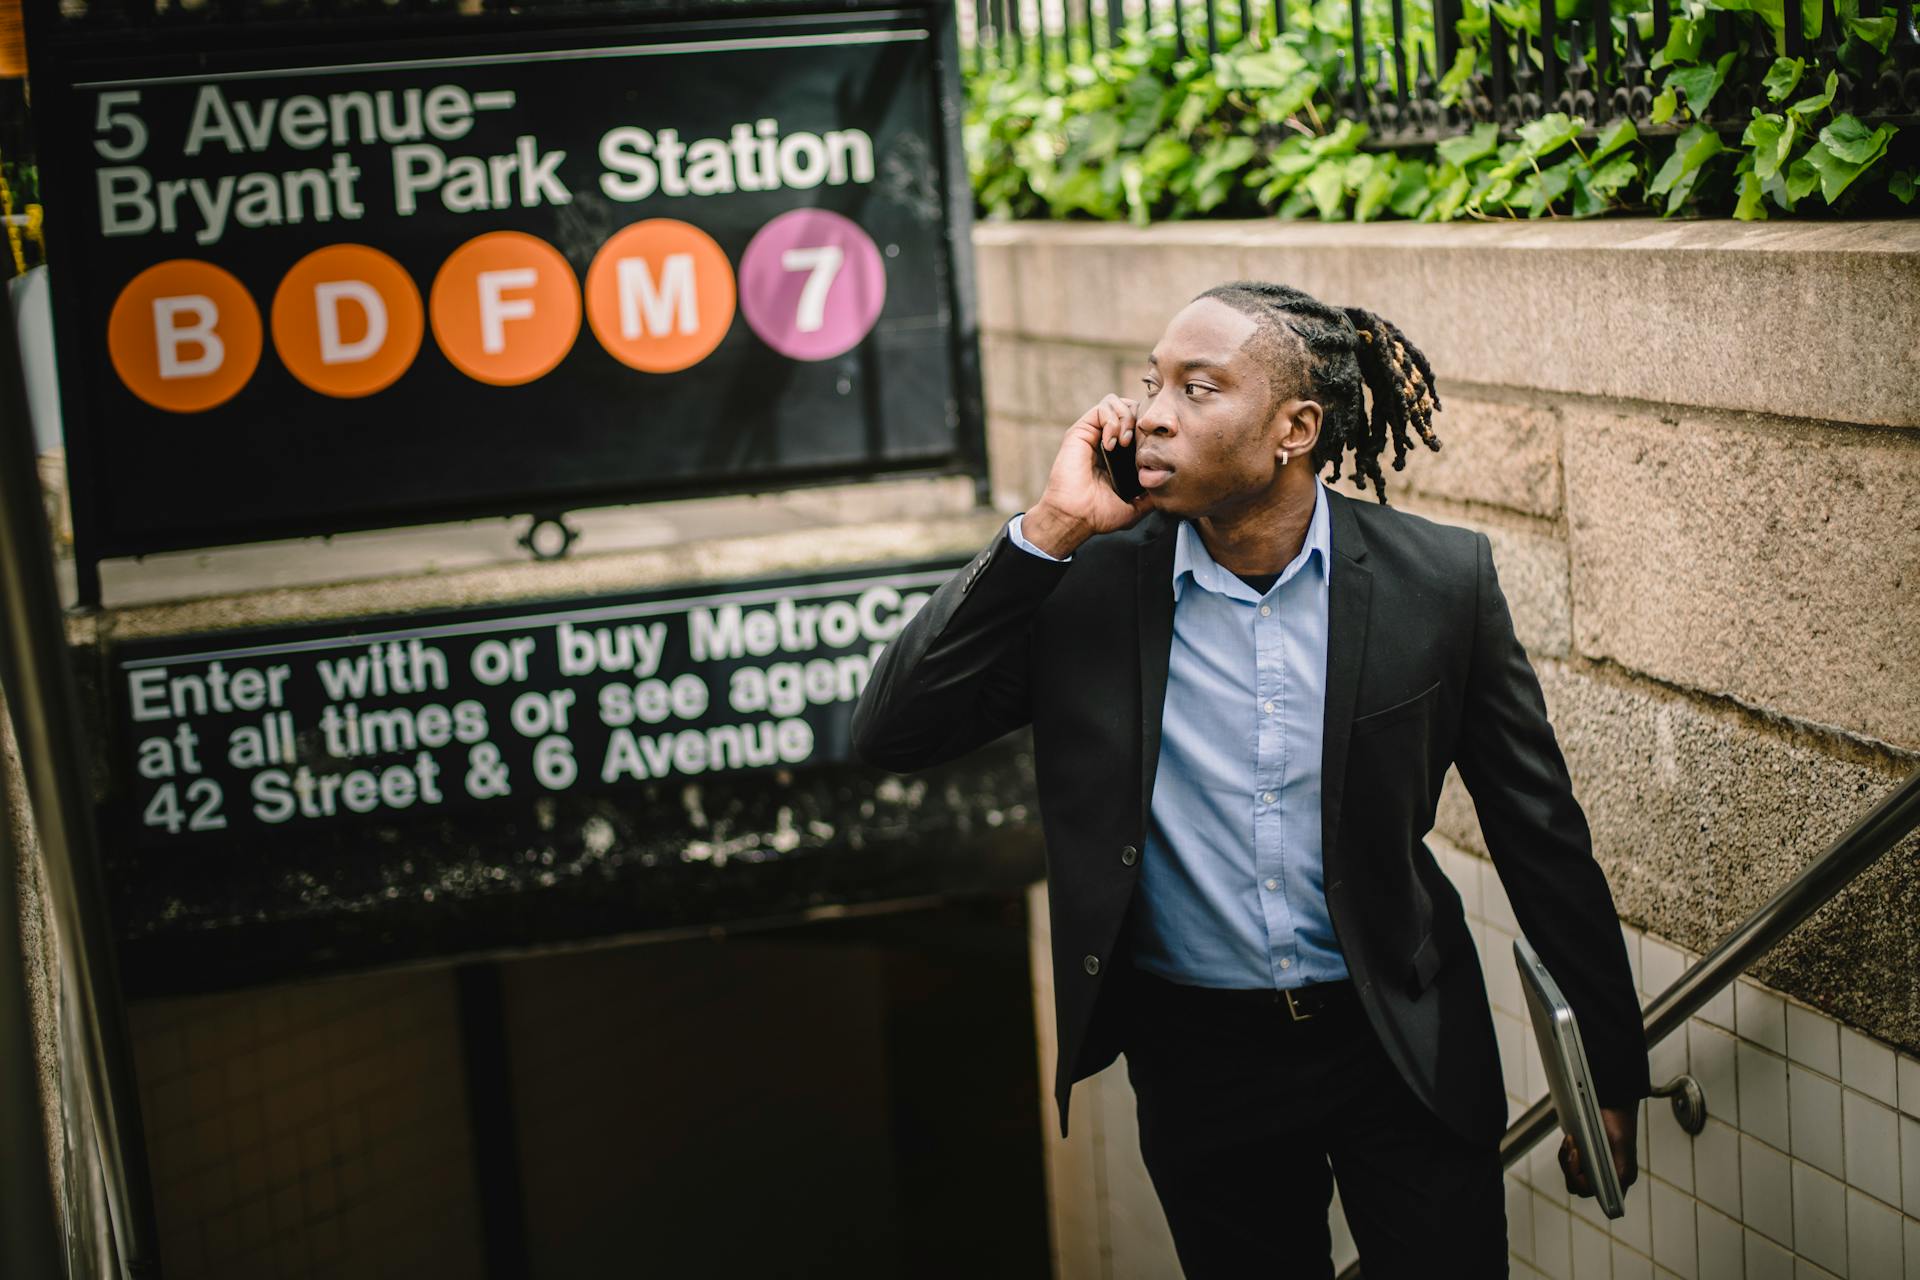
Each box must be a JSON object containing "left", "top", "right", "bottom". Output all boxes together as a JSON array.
[
  {"left": 1568, "top": 168, "right": 1608, "bottom": 217},
  {"left": 1741, "top": 112, "right": 1795, "bottom": 180},
  {"left": 1845, "top": 15, "right": 1895, "bottom": 53},
  {"left": 1276, "top": 187, "right": 1316, "bottom": 220},
  {"left": 1316, "top": 119, "right": 1371, "bottom": 155},
  {"left": 1492, "top": 0, "right": 1541, "bottom": 38},
  {"left": 1354, "top": 161, "right": 1398, "bottom": 222},
  {"left": 1427, "top": 172, "right": 1471, "bottom": 221},
  {"left": 1518, "top": 111, "right": 1583, "bottom": 159},
  {"left": 1891, "top": 168, "right": 1917, "bottom": 204},
  {"left": 1479, "top": 173, "right": 1516, "bottom": 210},
  {"left": 1174, "top": 80, "right": 1224, "bottom": 136},
  {"left": 1121, "top": 158, "right": 1150, "bottom": 224},
  {"left": 1585, "top": 153, "right": 1639, "bottom": 197},
  {"left": 1436, "top": 121, "right": 1500, "bottom": 168},
  {"left": 1819, "top": 113, "right": 1893, "bottom": 165},
  {"left": 1762, "top": 57, "right": 1804, "bottom": 102},
  {"left": 1436, "top": 47, "right": 1477, "bottom": 107},
  {"left": 1049, "top": 166, "right": 1117, "bottom": 219},
  {"left": 1304, "top": 163, "right": 1347, "bottom": 220},
  {"left": 1656, "top": 15, "right": 1706, "bottom": 68},
  {"left": 1733, "top": 157, "right": 1768, "bottom": 219},
  {"left": 1647, "top": 123, "right": 1725, "bottom": 196},
  {"left": 1761, "top": 165, "right": 1799, "bottom": 212},
  {"left": 1806, "top": 117, "right": 1896, "bottom": 199},
  {"left": 1668, "top": 50, "right": 1739, "bottom": 118},
  {"left": 1589, "top": 116, "right": 1639, "bottom": 163},
  {"left": 1714, "top": 0, "right": 1787, "bottom": 45},
  {"left": 1216, "top": 44, "right": 1309, "bottom": 90},
  {"left": 1252, "top": 73, "right": 1324, "bottom": 124},
  {"left": 1387, "top": 161, "right": 1434, "bottom": 217},
  {"left": 1139, "top": 133, "right": 1193, "bottom": 183},
  {"left": 1787, "top": 69, "right": 1837, "bottom": 118},
  {"left": 1650, "top": 88, "right": 1678, "bottom": 124},
  {"left": 1785, "top": 154, "right": 1820, "bottom": 200},
  {"left": 1528, "top": 158, "right": 1577, "bottom": 215},
  {"left": 1191, "top": 135, "right": 1258, "bottom": 191},
  {"left": 1663, "top": 164, "right": 1706, "bottom": 215}
]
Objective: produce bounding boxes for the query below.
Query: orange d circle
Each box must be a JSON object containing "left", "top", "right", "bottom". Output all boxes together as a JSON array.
[
  {"left": 430, "top": 231, "right": 581, "bottom": 387},
  {"left": 585, "top": 220, "right": 736, "bottom": 374},
  {"left": 108, "top": 260, "right": 263, "bottom": 414},
  {"left": 271, "top": 245, "right": 424, "bottom": 399}
]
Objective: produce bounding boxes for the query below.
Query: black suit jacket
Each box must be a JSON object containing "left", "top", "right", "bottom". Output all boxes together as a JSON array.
[{"left": 851, "top": 486, "right": 1650, "bottom": 1145}]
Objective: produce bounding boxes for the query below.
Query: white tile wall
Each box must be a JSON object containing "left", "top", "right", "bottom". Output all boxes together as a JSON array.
[
  {"left": 1740, "top": 1042, "right": 1794, "bottom": 1151},
  {"left": 1738, "top": 986, "right": 1788, "bottom": 1057},
  {"left": 1793, "top": 1162, "right": 1848, "bottom": 1274},
  {"left": 1788, "top": 1007, "right": 1843, "bottom": 1078},
  {"left": 1898, "top": 1060, "right": 1920, "bottom": 1120},
  {"left": 1790, "top": 1067, "right": 1846, "bottom": 1179}
]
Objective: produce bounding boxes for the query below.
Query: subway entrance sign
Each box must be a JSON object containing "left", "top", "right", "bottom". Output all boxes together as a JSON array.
[
  {"left": 113, "top": 565, "right": 946, "bottom": 850},
  {"left": 26, "top": 1, "right": 985, "bottom": 572},
  {"left": 97, "top": 559, "right": 1045, "bottom": 994}
]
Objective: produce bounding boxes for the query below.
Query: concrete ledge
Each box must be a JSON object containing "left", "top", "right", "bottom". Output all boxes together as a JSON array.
[
  {"left": 974, "top": 220, "right": 1920, "bottom": 429},
  {"left": 1565, "top": 404, "right": 1920, "bottom": 751}
]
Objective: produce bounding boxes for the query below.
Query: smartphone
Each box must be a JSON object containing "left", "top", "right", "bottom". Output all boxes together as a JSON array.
[{"left": 1096, "top": 437, "right": 1144, "bottom": 502}]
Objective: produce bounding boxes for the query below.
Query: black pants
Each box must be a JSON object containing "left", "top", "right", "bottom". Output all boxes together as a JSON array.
[{"left": 1118, "top": 963, "right": 1508, "bottom": 1279}]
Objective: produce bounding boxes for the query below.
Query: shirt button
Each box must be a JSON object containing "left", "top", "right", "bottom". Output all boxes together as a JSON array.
[
  {"left": 1260, "top": 605, "right": 1272, "bottom": 617},
  {"left": 1120, "top": 845, "right": 1139, "bottom": 866},
  {"left": 1264, "top": 878, "right": 1278, "bottom": 891},
  {"left": 1263, "top": 700, "right": 1275, "bottom": 713},
  {"left": 1262, "top": 791, "right": 1275, "bottom": 805},
  {"left": 1083, "top": 955, "right": 1101, "bottom": 976},
  {"left": 1280, "top": 957, "right": 1293, "bottom": 970}
]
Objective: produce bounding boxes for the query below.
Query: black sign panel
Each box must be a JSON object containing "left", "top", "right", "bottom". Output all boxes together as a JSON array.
[
  {"left": 29, "top": 6, "right": 983, "bottom": 564},
  {"left": 110, "top": 563, "right": 956, "bottom": 850},
  {"left": 96, "top": 558, "right": 1048, "bottom": 993}
]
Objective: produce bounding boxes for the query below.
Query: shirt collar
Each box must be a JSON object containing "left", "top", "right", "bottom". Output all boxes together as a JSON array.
[{"left": 1171, "top": 479, "right": 1330, "bottom": 604}]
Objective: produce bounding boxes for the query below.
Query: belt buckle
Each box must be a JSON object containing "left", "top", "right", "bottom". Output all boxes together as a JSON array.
[{"left": 1283, "top": 988, "right": 1314, "bottom": 1022}]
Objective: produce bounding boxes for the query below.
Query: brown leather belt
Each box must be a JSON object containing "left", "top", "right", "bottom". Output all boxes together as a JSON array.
[{"left": 1132, "top": 969, "right": 1360, "bottom": 1022}]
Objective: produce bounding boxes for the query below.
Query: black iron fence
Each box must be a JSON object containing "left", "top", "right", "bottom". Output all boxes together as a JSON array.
[{"left": 963, "top": 0, "right": 1920, "bottom": 144}]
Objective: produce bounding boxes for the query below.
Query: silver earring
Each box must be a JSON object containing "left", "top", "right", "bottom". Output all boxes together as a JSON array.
[{"left": 1280, "top": 451, "right": 1289, "bottom": 467}]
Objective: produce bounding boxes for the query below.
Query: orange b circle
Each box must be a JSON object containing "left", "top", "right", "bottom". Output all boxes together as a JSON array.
[
  {"left": 585, "top": 220, "right": 736, "bottom": 374},
  {"left": 271, "top": 245, "right": 424, "bottom": 399},
  {"left": 107, "top": 260, "right": 263, "bottom": 414},
  {"left": 429, "top": 231, "right": 581, "bottom": 386}
]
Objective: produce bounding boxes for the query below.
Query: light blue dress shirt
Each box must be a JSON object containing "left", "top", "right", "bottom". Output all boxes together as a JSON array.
[{"left": 1007, "top": 482, "right": 1345, "bottom": 990}]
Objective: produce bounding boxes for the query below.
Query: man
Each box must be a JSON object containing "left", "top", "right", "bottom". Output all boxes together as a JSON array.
[{"left": 851, "top": 282, "right": 1648, "bottom": 1275}]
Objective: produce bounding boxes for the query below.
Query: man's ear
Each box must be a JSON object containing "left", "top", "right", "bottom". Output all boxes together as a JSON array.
[{"left": 1274, "top": 398, "right": 1323, "bottom": 461}]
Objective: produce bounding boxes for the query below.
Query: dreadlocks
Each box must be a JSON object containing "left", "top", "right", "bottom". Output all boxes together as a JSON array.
[{"left": 1196, "top": 281, "right": 1442, "bottom": 503}]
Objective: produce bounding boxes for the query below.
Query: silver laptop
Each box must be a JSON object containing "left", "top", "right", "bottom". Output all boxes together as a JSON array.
[{"left": 1513, "top": 936, "right": 1627, "bottom": 1219}]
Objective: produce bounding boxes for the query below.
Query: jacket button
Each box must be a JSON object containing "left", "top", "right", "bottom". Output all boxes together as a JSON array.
[
  {"left": 1083, "top": 955, "right": 1101, "bottom": 975},
  {"left": 1120, "top": 845, "right": 1138, "bottom": 866}
]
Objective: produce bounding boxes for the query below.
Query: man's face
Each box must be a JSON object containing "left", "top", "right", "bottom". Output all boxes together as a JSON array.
[{"left": 1132, "top": 298, "right": 1291, "bottom": 521}]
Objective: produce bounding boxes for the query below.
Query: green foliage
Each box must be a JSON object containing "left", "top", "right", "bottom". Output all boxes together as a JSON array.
[{"left": 963, "top": 0, "right": 1913, "bottom": 223}]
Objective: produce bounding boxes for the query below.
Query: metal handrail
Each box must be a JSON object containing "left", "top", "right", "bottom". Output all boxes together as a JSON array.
[
  {"left": 0, "top": 735, "right": 66, "bottom": 1280},
  {"left": 0, "top": 298, "right": 161, "bottom": 1274},
  {"left": 1336, "top": 764, "right": 1920, "bottom": 1279}
]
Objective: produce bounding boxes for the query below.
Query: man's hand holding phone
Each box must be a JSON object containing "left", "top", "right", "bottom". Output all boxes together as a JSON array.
[{"left": 1022, "top": 395, "right": 1154, "bottom": 559}]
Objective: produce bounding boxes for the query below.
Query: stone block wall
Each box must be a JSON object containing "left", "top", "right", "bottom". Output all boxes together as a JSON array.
[{"left": 979, "top": 220, "right": 1920, "bottom": 1279}]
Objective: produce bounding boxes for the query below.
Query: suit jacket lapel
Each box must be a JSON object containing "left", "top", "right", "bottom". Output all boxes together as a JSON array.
[
  {"left": 1136, "top": 514, "right": 1179, "bottom": 837},
  {"left": 1320, "top": 490, "right": 1372, "bottom": 873}
]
